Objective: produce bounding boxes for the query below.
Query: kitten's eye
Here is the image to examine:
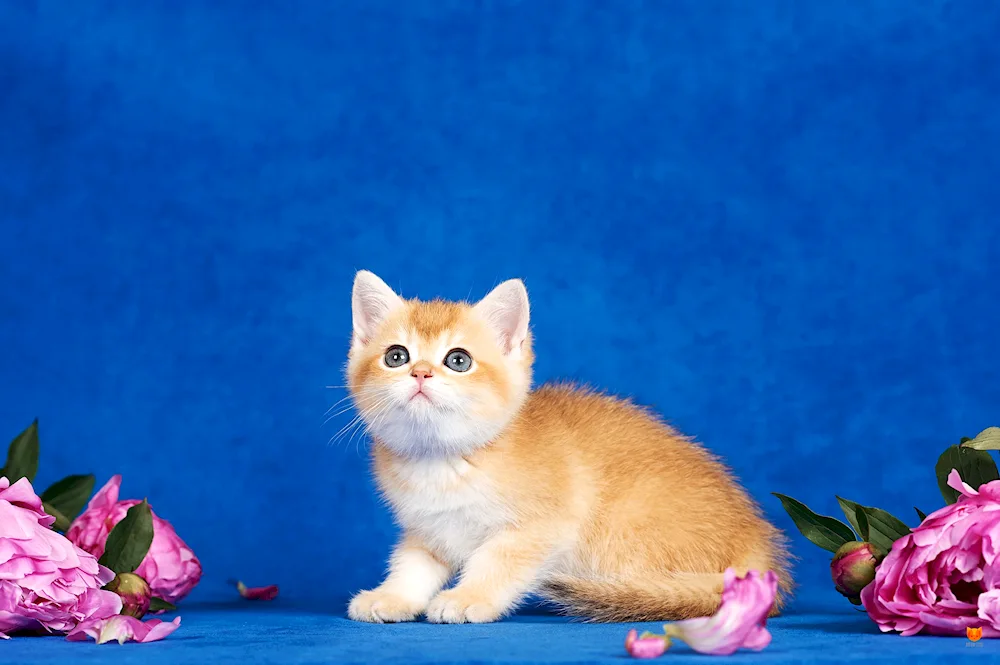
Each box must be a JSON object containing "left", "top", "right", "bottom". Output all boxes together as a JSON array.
[
  {"left": 383, "top": 345, "right": 410, "bottom": 368},
  {"left": 444, "top": 348, "right": 473, "bottom": 373}
]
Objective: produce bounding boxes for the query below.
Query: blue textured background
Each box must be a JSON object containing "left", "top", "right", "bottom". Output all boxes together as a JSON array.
[{"left": 3, "top": 1, "right": 1000, "bottom": 662}]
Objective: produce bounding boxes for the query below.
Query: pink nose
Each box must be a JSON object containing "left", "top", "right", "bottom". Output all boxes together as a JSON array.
[{"left": 410, "top": 363, "right": 434, "bottom": 386}]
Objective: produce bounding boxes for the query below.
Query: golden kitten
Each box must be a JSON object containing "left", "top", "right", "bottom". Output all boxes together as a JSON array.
[{"left": 345, "top": 271, "right": 791, "bottom": 624}]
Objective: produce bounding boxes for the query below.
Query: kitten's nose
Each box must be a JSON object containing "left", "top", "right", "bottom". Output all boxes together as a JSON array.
[{"left": 410, "top": 362, "right": 434, "bottom": 384}]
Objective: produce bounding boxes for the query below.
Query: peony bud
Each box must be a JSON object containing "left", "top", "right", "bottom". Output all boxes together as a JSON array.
[
  {"left": 831, "top": 541, "right": 879, "bottom": 604},
  {"left": 105, "top": 573, "right": 151, "bottom": 619}
]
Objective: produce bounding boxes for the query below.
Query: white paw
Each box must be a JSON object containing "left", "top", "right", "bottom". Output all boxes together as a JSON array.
[
  {"left": 425, "top": 589, "right": 502, "bottom": 624},
  {"left": 348, "top": 590, "right": 423, "bottom": 623}
]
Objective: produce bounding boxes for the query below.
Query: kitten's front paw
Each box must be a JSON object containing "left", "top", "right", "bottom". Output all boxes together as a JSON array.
[
  {"left": 425, "top": 589, "right": 503, "bottom": 624},
  {"left": 348, "top": 590, "right": 423, "bottom": 623}
]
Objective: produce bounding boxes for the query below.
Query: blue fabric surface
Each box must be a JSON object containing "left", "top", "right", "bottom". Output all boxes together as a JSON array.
[
  {"left": 4, "top": 602, "right": 1000, "bottom": 664},
  {"left": 2, "top": 0, "right": 1000, "bottom": 662}
]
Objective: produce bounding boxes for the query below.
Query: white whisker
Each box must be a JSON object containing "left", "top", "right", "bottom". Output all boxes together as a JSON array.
[{"left": 328, "top": 393, "right": 394, "bottom": 450}]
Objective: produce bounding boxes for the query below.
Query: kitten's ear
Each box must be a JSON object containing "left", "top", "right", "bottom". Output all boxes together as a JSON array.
[
  {"left": 474, "top": 279, "right": 530, "bottom": 355},
  {"left": 352, "top": 271, "right": 404, "bottom": 345}
]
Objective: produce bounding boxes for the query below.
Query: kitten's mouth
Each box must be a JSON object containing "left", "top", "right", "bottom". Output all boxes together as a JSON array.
[{"left": 409, "top": 390, "right": 432, "bottom": 403}]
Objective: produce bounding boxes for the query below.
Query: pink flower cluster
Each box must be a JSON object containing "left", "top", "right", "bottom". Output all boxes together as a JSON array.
[
  {"left": 67, "top": 475, "right": 202, "bottom": 604},
  {"left": 1, "top": 474, "right": 200, "bottom": 644}
]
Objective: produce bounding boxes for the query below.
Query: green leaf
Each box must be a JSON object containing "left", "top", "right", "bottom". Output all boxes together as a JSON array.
[
  {"left": 936, "top": 444, "right": 1000, "bottom": 504},
  {"left": 98, "top": 500, "right": 154, "bottom": 574},
  {"left": 2, "top": 420, "right": 40, "bottom": 483},
  {"left": 858, "top": 506, "right": 911, "bottom": 555},
  {"left": 41, "top": 474, "right": 96, "bottom": 523},
  {"left": 42, "top": 502, "right": 71, "bottom": 532},
  {"left": 960, "top": 427, "right": 1000, "bottom": 452},
  {"left": 915, "top": 507, "right": 927, "bottom": 522},
  {"left": 772, "top": 493, "right": 857, "bottom": 552},
  {"left": 149, "top": 597, "right": 176, "bottom": 613},
  {"left": 837, "top": 497, "right": 911, "bottom": 555},
  {"left": 836, "top": 496, "right": 869, "bottom": 540}
]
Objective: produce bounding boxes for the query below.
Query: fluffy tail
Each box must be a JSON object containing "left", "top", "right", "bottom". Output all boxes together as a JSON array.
[{"left": 542, "top": 571, "right": 791, "bottom": 623}]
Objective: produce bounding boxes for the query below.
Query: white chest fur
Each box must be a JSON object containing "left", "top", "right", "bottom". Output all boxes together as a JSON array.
[{"left": 381, "top": 457, "right": 511, "bottom": 567}]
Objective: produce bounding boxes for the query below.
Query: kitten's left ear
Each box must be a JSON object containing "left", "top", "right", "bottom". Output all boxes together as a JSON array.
[{"left": 474, "top": 279, "right": 530, "bottom": 355}]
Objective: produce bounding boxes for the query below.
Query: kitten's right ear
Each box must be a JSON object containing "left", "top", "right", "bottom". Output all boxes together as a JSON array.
[{"left": 351, "top": 271, "right": 404, "bottom": 345}]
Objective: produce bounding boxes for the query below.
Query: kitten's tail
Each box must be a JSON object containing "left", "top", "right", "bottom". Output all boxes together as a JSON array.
[{"left": 542, "top": 570, "right": 791, "bottom": 623}]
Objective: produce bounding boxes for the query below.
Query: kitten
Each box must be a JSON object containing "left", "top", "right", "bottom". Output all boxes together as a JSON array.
[{"left": 345, "top": 271, "right": 791, "bottom": 624}]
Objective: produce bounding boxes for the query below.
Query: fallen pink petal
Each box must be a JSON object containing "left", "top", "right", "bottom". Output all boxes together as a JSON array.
[
  {"left": 236, "top": 581, "right": 279, "bottom": 601},
  {"left": 66, "top": 615, "right": 181, "bottom": 645},
  {"left": 660, "top": 568, "right": 778, "bottom": 655},
  {"left": 626, "top": 635, "right": 668, "bottom": 659}
]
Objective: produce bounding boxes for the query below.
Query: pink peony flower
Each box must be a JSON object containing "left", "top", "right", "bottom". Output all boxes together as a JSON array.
[
  {"left": 67, "top": 476, "right": 201, "bottom": 604},
  {"left": 67, "top": 615, "right": 181, "bottom": 644},
  {"left": 0, "top": 477, "right": 122, "bottom": 638},
  {"left": 661, "top": 569, "right": 778, "bottom": 655},
  {"left": 862, "top": 469, "right": 1000, "bottom": 637}
]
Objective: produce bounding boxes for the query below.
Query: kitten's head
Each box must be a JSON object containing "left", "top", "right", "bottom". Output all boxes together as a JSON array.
[{"left": 346, "top": 271, "right": 533, "bottom": 459}]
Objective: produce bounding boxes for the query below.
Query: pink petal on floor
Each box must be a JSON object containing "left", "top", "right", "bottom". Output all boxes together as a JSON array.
[{"left": 236, "top": 581, "right": 279, "bottom": 600}]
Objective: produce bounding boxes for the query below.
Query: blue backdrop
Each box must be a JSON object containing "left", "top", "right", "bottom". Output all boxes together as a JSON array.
[{"left": 2, "top": 0, "right": 999, "bottom": 620}]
